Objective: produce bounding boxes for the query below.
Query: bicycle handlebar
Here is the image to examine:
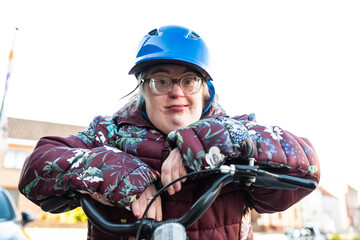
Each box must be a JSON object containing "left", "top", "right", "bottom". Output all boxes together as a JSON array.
[
  {"left": 78, "top": 174, "right": 234, "bottom": 238},
  {"left": 40, "top": 163, "right": 317, "bottom": 239}
]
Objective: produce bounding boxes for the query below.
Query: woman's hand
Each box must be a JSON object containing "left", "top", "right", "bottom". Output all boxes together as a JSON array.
[
  {"left": 161, "top": 148, "right": 187, "bottom": 195},
  {"left": 131, "top": 184, "right": 162, "bottom": 221}
]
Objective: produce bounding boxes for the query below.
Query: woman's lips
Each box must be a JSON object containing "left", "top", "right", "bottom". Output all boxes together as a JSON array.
[{"left": 166, "top": 104, "right": 188, "bottom": 112}]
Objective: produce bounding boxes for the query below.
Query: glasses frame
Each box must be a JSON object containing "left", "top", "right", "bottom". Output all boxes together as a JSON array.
[{"left": 141, "top": 76, "right": 205, "bottom": 95}]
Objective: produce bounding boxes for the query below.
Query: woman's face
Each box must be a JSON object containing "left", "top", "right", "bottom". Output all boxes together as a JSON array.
[{"left": 143, "top": 64, "right": 204, "bottom": 134}]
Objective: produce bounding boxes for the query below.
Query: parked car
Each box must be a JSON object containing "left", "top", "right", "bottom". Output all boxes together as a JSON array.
[
  {"left": 285, "top": 226, "right": 327, "bottom": 240},
  {"left": 0, "top": 186, "right": 35, "bottom": 240}
]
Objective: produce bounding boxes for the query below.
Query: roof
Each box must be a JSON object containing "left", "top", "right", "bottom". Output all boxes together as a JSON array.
[
  {"left": 8, "top": 117, "right": 87, "bottom": 141},
  {"left": 318, "top": 186, "right": 337, "bottom": 198}
]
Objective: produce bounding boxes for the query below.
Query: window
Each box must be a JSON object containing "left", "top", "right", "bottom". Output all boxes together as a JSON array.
[{"left": 3, "top": 151, "right": 27, "bottom": 169}]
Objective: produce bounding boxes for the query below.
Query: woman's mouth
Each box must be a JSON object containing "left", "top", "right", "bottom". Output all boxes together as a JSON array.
[{"left": 166, "top": 104, "right": 188, "bottom": 112}]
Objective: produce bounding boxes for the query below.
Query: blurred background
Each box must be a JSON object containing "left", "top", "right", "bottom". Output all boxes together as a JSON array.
[{"left": 0, "top": 0, "right": 359, "bottom": 239}]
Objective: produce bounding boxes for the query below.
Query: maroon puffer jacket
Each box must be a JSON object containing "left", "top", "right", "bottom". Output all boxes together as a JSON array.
[{"left": 19, "top": 102, "right": 320, "bottom": 240}]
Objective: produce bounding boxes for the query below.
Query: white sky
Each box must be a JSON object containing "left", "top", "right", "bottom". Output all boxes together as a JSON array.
[{"left": 1, "top": 0, "right": 359, "bottom": 194}]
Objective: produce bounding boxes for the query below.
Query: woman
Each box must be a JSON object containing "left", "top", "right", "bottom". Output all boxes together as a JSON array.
[{"left": 18, "top": 25, "right": 320, "bottom": 240}]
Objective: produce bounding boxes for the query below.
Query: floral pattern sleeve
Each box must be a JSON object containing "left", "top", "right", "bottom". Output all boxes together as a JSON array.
[
  {"left": 18, "top": 116, "right": 159, "bottom": 211},
  {"left": 167, "top": 116, "right": 257, "bottom": 171},
  {"left": 167, "top": 114, "right": 320, "bottom": 213}
]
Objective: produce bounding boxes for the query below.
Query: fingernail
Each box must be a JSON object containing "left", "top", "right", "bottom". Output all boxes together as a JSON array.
[{"left": 135, "top": 212, "right": 140, "bottom": 218}]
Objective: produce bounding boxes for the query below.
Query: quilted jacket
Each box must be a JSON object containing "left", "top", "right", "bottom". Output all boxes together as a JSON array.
[{"left": 18, "top": 101, "right": 320, "bottom": 240}]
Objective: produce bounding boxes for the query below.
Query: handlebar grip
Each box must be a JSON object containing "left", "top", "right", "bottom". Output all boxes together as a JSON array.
[
  {"left": 253, "top": 169, "right": 317, "bottom": 190},
  {"left": 276, "top": 174, "right": 317, "bottom": 190},
  {"left": 80, "top": 194, "right": 156, "bottom": 238},
  {"left": 40, "top": 191, "right": 76, "bottom": 212}
]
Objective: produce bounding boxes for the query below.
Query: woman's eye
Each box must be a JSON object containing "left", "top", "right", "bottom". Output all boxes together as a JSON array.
[
  {"left": 184, "top": 80, "right": 192, "bottom": 85},
  {"left": 183, "top": 77, "right": 196, "bottom": 85},
  {"left": 156, "top": 78, "right": 169, "bottom": 85}
]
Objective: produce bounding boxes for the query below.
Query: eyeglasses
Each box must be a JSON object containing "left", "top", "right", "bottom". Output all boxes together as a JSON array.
[{"left": 142, "top": 76, "right": 204, "bottom": 95}]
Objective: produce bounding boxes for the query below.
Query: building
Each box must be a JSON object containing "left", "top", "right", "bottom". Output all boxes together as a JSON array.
[
  {"left": 346, "top": 185, "right": 360, "bottom": 234},
  {"left": 251, "top": 183, "right": 360, "bottom": 236},
  {"left": 0, "top": 117, "right": 86, "bottom": 216}
]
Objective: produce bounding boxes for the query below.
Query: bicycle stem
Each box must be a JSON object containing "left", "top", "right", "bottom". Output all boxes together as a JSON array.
[{"left": 176, "top": 174, "right": 234, "bottom": 228}]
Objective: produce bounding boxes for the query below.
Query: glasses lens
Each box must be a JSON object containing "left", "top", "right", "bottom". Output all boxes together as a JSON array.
[
  {"left": 180, "top": 76, "right": 202, "bottom": 94},
  {"left": 150, "top": 77, "right": 172, "bottom": 94}
]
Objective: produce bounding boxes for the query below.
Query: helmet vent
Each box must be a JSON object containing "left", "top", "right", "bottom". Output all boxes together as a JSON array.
[
  {"left": 148, "top": 29, "right": 159, "bottom": 36},
  {"left": 187, "top": 31, "right": 200, "bottom": 40}
]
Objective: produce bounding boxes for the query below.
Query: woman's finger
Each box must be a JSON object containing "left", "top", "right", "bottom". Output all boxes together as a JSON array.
[
  {"left": 172, "top": 153, "right": 182, "bottom": 192},
  {"left": 146, "top": 198, "right": 156, "bottom": 219},
  {"left": 178, "top": 155, "right": 187, "bottom": 183},
  {"left": 131, "top": 184, "right": 162, "bottom": 220},
  {"left": 161, "top": 155, "right": 175, "bottom": 195},
  {"left": 162, "top": 148, "right": 188, "bottom": 195},
  {"left": 155, "top": 197, "right": 162, "bottom": 221},
  {"left": 145, "top": 186, "right": 156, "bottom": 219},
  {"left": 131, "top": 199, "right": 141, "bottom": 218}
]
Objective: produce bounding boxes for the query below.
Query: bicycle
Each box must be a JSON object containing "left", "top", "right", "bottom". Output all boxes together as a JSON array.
[{"left": 40, "top": 158, "right": 317, "bottom": 240}]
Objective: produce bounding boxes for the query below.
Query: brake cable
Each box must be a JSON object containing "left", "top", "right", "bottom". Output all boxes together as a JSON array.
[{"left": 135, "top": 168, "right": 221, "bottom": 240}]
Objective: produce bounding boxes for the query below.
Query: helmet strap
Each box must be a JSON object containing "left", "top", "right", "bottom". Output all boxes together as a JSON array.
[{"left": 201, "top": 81, "right": 215, "bottom": 116}]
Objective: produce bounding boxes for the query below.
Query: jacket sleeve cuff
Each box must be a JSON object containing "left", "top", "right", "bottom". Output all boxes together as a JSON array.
[{"left": 168, "top": 128, "right": 208, "bottom": 171}]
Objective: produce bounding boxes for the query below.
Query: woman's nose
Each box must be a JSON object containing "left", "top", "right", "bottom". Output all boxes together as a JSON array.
[{"left": 168, "top": 82, "right": 185, "bottom": 97}]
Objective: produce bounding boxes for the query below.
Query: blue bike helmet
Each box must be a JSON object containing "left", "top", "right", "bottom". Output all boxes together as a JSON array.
[{"left": 129, "top": 25, "right": 212, "bottom": 80}]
